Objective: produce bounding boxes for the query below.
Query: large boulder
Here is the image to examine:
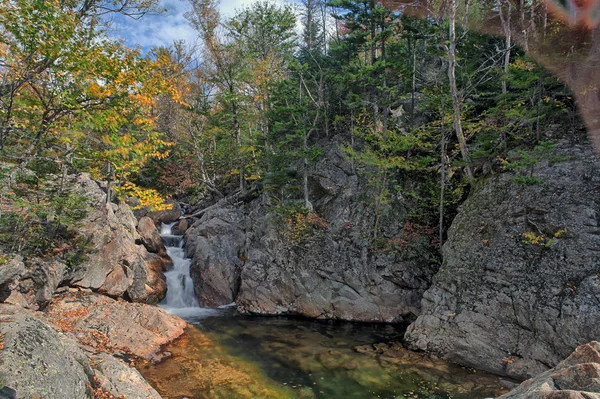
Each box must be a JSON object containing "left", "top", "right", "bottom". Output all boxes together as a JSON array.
[
  {"left": 0, "top": 299, "right": 176, "bottom": 399},
  {"left": 405, "top": 142, "right": 600, "bottom": 379},
  {"left": 65, "top": 175, "right": 169, "bottom": 304},
  {"left": 137, "top": 216, "right": 165, "bottom": 254},
  {"left": 184, "top": 206, "right": 246, "bottom": 307},
  {"left": 185, "top": 141, "right": 437, "bottom": 322},
  {"left": 0, "top": 309, "right": 93, "bottom": 398},
  {"left": 45, "top": 291, "right": 187, "bottom": 362},
  {"left": 499, "top": 342, "right": 600, "bottom": 399}
]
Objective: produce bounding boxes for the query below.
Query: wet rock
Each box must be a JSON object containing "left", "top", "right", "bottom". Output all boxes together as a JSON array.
[
  {"left": 185, "top": 208, "right": 246, "bottom": 307},
  {"left": 0, "top": 310, "right": 93, "bottom": 398},
  {"left": 138, "top": 216, "right": 165, "bottom": 254},
  {"left": 499, "top": 342, "right": 600, "bottom": 399},
  {"left": 45, "top": 291, "right": 187, "bottom": 361},
  {"left": 405, "top": 142, "right": 600, "bottom": 379},
  {"left": 92, "top": 353, "right": 161, "bottom": 399},
  {"left": 172, "top": 219, "right": 189, "bottom": 235},
  {"left": 0, "top": 387, "right": 17, "bottom": 399}
]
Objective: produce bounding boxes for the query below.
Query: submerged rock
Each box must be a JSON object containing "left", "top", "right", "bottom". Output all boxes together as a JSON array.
[
  {"left": 405, "top": 142, "right": 600, "bottom": 379},
  {"left": 185, "top": 140, "right": 437, "bottom": 322},
  {"left": 498, "top": 342, "right": 600, "bottom": 398}
]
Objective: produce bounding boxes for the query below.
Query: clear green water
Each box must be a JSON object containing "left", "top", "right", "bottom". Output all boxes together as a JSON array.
[{"left": 146, "top": 311, "right": 507, "bottom": 399}]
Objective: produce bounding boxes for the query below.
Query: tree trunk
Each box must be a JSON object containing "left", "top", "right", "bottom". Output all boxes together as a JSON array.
[
  {"left": 232, "top": 98, "right": 244, "bottom": 192},
  {"left": 439, "top": 98, "right": 446, "bottom": 250},
  {"left": 447, "top": 0, "right": 474, "bottom": 179},
  {"left": 411, "top": 37, "right": 417, "bottom": 127},
  {"left": 499, "top": 0, "right": 512, "bottom": 95},
  {"left": 106, "top": 162, "right": 113, "bottom": 205}
]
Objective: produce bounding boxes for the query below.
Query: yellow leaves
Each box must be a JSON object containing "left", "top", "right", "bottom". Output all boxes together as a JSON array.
[
  {"left": 522, "top": 231, "right": 546, "bottom": 245},
  {"left": 554, "top": 228, "right": 568, "bottom": 238},
  {"left": 511, "top": 59, "right": 535, "bottom": 71},
  {"left": 117, "top": 182, "right": 173, "bottom": 211},
  {"left": 131, "top": 93, "right": 157, "bottom": 108},
  {"left": 521, "top": 229, "right": 566, "bottom": 247}
]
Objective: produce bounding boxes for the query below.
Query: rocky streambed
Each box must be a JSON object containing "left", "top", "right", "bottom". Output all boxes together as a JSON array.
[{"left": 138, "top": 312, "right": 512, "bottom": 399}]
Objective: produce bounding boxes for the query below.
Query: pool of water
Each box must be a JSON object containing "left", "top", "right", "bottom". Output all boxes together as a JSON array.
[{"left": 139, "top": 311, "right": 509, "bottom": 399}]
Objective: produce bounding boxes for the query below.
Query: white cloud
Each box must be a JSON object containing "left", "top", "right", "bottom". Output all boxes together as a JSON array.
[{"left": 109, "top": 0, "right": 298, "bottom": 51}]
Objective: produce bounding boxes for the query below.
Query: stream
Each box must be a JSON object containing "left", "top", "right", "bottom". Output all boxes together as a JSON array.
[{"left": 138, "top": 223, "right": 510, "bottom": 399}]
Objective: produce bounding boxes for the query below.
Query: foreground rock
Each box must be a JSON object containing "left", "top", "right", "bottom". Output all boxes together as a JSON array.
[
  {"left": 0, "top": 293, "right": 187, "bottom": 398},
  {"left": 405, "top": 142, "right": 600, "bottom": 379},
  {"left": 46, "top": 291, "right": 187, "bottom": 361},
  {"left": 0, "top": 309, "right": 93, "bottom": 398},
  {"left": 499, "top": 342, "right": 600, "bottom": 398},
  {"left": 185, "top": 140, "right": 437, "bottom": 322},
  {"left": 92, "top": 353, "right": 161, "bottom": 399},
  {"left": 65, "top": 174, "right": 170, "bottom": 303}
]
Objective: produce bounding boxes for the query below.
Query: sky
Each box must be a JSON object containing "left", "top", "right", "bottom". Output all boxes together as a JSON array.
[{"left": 109, "top": 0, "right": 283, "bottom": 52}]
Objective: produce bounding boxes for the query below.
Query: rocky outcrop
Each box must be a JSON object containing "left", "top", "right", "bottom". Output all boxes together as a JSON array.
[
  {"left": 147, "top": 199, "right": 182, "bottom": 224},
  {"left": 185, "top": 140, "right": 437, "bottom": 322},
  {"left": 0, "top": 296, "right": 185, "bottom": 399},
  {"left": 499, "top": 342, "right": 600, "bottom": 398},
  {"left": 65, "top": 174, "right": 169, "bottom": 304},
  {"left": 404, "top": 142, "right": 600, "bottom": 379},
  {"left": 45, "top": 291, "right": 187, "bottom": 362},
  {"left": 138, "top": 216, "right": 166, "bottom": 254},
  {"left": 0, "top": 256, "right": 66, "bottom": 310},
  {"left": 172, "top": 218, "right": 189, "bottom": 235}
]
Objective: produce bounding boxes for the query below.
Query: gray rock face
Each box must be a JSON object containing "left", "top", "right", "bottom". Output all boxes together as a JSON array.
[
  {"left": 185, "top": 208, "right": 246, "bottom": 307},
  {"left": 0, "top": 312, "right": 92, "bottom": 399},
  {"left": 185, "top": 142, "right": 437, "bottom": 322},
  {"left": 65, "top": 175, "right": 168, "bottom": 303},
  {"left": 0, "top": 256, "right": 66, "bottom": 310},
  {"left": 405, "top": 142, "right": 600, "bottom": 379},
  {"left": 498, "top": 342, "right": 600, "bottom": 399}
]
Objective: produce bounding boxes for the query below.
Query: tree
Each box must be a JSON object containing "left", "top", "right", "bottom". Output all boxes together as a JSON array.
[{"left": 0, "top": 0, "right": 183, "bottom": 209}]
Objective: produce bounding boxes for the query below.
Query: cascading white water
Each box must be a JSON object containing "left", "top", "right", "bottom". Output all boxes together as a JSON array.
[
  {"left": 160, "top": 222, "right": 199, "bottom": 309},
  {"left": 159, "top": 222, "right": 226, "bottom": 320}
]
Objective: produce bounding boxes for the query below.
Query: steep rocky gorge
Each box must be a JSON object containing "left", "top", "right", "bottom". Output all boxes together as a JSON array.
[
  {"left": 183, "top": 138, "right": 600, "bottom": 383},
  {"left": 184, "top": 138, "right": 438, "bottom": 322}
]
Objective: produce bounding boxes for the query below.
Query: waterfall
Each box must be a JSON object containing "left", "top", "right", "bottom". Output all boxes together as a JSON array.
[{"left": 160, "top": 222, "right": 219, "bottom": 319}]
